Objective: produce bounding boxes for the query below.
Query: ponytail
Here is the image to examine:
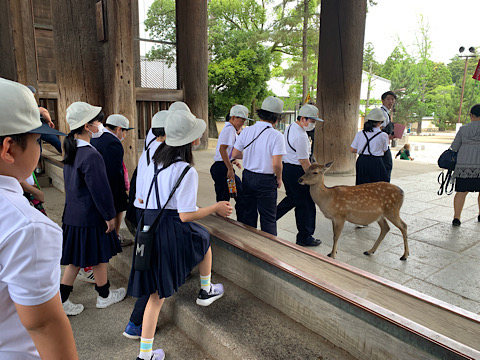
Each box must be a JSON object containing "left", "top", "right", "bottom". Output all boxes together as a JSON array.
[
  {"left": 363, "top": 120, "right": 380, "bottom": 132},
  {"left": 63, "top": 127, "right": 84, "bottom": 164}
]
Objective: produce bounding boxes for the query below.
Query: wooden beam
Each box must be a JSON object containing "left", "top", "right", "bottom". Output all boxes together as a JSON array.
[
  {"left": 135, "top": 87, "right": 184, "bottom": 102},
  {"left": 315, "top": 0, "right": 367, "bottom": 174},
  {"left": 176, "top": 0, "right": 208, "bottom": 148}
]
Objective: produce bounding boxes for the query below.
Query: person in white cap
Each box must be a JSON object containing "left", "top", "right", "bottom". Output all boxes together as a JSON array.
[
  {"left": 276, "top": 104, "right": 324, "bottom": 247},
  {"left": 59, "top": 101, "right": 126, "bottom": 317},
  {"left": 143, "top": 101, "right": 191, "bottom": 151},
  {"left": 232, "top": 96, "right": 287, "bottom": 236},
  {"left": 128, "top": 110, "right": 232, "bottom": 360},
  {"left": 91, "top": 113, "right": 134, "bottom": 246},
  {"left": 122, "top": 109, "right": 169, "bottom": 340},
  {"left": 350, "top": 108, "right": 389, "bottom": 185},
  {"left": 0, "top": 78, "right": 77, "bottom": 359},
  {"left": 210, "top": 104, "right": 250, "bottom": 223}
]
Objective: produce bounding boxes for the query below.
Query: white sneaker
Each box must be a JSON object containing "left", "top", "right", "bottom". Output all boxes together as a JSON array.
[
  {"left": 76, "top": 268, "right": 95, "bottom": 283},
  {"left": 196, "top": 283, "right": 224, "bottom": 306},
  {"left": 63, "top": 299, "right": 84, "bottom": 316},
  {"left": 96, "top": 287, "right": 127, "bottom": 308}
]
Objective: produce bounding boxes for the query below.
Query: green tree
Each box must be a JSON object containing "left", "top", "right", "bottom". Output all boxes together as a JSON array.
[{"left": 144, "top": 0, "right": 176, "bottom": 65}]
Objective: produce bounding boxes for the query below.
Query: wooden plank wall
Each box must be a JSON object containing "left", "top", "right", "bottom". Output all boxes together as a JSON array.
[{"left": 32, "top": 0, "right": 55, "bottom": 84}]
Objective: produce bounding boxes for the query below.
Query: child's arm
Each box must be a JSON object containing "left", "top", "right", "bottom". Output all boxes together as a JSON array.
[
  {"left": 179, "top": 201, "right": 232, "bottom": 223},
  {"left": 15, "top": 292, "right": 78, "bottom": 359},
  {"left": 20, "top": 181, "right": 45, "bottom": 203}
]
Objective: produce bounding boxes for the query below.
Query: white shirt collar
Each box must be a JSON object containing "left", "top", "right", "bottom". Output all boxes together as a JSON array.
[
  {"left": 76, "top": 139, "right": 94, "bottom": 148},
  {"left": 104, "top": 127, "right": 119, "bottom": 139},
  {"left": 0, "top": 174, "right": 24, "bottom": 195}
]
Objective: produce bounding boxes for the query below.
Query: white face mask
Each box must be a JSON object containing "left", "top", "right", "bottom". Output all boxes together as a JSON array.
[
  {"left": 88, "top": 123, "right": 104, "bottom": 139},
  {"left": 304, "top": 122, "right": 316, "bottom": 132}
]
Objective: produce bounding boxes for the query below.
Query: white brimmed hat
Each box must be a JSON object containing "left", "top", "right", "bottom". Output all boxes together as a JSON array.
[
  {"left": 260, "top": 96, "right": 284, "bottom": 114},
  {"left": 298, "top": 104, "right": 323, "bottom": 121},
  {"left": 168, "top": 101, "right": 191, "bottom": 113},
  {"left": 66, "top": 101, "right": 102, "bottom": 131},
  {"left": 229, "top": 104, "right": 252, "bottom": 121},
  {"left": 106, "top": 114, "right": 134, "bottom": 130},
  {"left": 165, "top": 110, "right": 206, "bottom": 147},
  {"left": 151, "top": 110, "right": 169, "bottom": 128},
  {"left": 0, "top": 78, "right": 65, "bottom": 136},
  {"left": 366, "top": 108, "right": 385, "bottom": 122}
]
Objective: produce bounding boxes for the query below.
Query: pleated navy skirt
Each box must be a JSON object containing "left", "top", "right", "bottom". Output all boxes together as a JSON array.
[
  {"left": 127, "top": 209, "right": 210, "bottom": 299},
  {"left": 355, "top": 154, "right": 389, "bottom": 185},
  {"left": 61, "top": 224, "right": 122, "bottom": 267}
]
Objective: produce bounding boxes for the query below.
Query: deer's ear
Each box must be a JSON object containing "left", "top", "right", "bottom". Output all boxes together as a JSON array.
[{"left": 325, "top": 161, "right": 334, "bottom": 168}]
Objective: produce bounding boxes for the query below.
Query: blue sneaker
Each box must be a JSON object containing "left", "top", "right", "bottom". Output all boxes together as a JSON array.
[{"left": 123, "top": 321, "right": 142, "bottom": 339}]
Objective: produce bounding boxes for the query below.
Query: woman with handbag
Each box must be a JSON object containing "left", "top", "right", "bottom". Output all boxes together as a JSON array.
[
  {"left": 450, "top": 104, "right": 480, "bottom": 226},
  {"left": 128, "top": 110, "right": 232, "bottom": 360}
]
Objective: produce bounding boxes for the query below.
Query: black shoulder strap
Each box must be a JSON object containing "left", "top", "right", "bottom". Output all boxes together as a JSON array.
[
  {"left": 142, "top": 164, "right": 192, "bottom": 234},
  {"left": 145, "top": 138, "right": 157, "bottom": 166},
  {"left": 286, "top": 125, "right": 296, "bottom": 152},
  {"left": 360, "top": 131, "right": 382, "bottom": 155},
  {"left": 244, "top": 126, "right": 271, "bottom": 149}
]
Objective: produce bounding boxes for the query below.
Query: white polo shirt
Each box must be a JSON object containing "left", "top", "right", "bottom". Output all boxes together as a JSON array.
[
  {"left": 234, "top": 121, "right": 286, "bottom": 174},
  {"left": 134, "top": 140, "right": 161, "bottom": 209},
  {"left": 380, "top": 105, "right": 391, "bottom": 128},
  {"left": 213, "top": 122, "right": 237, "bottom": 162},
  {"left": 351, "top": 128, "right": 389, "bottom": 156},
  {"left": 139, "top": 161, "right": 199, "bottom": 213},
  {"left": 282, "top": 123, "right": 310, "bottom": 165},
  {"left": 144, "top": 128, "right": 156, "bottom": 151},
  {"left": 0, "top": 175, "right": 62, "bottom": 359}
]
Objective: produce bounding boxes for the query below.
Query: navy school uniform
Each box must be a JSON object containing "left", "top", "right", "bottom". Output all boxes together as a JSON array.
[
  {"left": 128, "top": 161, "right": 210, "bottom": 299},
  {"left": 276, "top": 123, "right": 316, "bottom": 243},
  {"left": 233, "top": 121, "right": 286, "bottom": 236},
  {"left": 91, "top": 129, "right": 128, "bottom": 214},
  {"left": 351, "top": 128, "right": 389, "bottom": 185},
  {"left": 61, "top": 140, "right": 121, "bottom": 267}
]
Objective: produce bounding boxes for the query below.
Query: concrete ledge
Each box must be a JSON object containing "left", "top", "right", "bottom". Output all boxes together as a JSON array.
[{"left": 197, "top": 216, "right": 480, "bottom": 360}]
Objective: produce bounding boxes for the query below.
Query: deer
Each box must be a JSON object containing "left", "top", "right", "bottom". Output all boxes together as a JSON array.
[{"left": 298, "top": 162, "right": 409, "bottom": 260}]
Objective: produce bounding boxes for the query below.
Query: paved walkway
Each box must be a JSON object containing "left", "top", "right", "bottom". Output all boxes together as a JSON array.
[{"left": 42, "top": 136, "right": 480, "bottom": 318}]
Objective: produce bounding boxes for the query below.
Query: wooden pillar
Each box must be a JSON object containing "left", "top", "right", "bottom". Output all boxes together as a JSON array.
[
  {"left": 176, "top": 0, "right": 208, "bottom": 148},
  {"left": 315, "top": 0, "right": 367, "bottom": 174},
  {"left": 0, "top": 0, "right": 38, "bottom": 87},
  {"left": 50, "top": 0, "right": 105, "bottom": 135},
  {"left": 103, "top": 0, "right": 138, "bottom": 174}
]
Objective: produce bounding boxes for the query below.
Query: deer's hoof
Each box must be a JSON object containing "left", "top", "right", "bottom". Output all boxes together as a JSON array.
[
  {"left": 327, "top": 253, "right": 332, "bottom": 257},
  {"left": 363, "top": 251, "right": 372, "bottom": 256},
  {"left": 400, "top": 255, "right": 408, "bottom": 261}
]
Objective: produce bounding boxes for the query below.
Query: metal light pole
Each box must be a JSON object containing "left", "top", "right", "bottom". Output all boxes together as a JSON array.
[{"left": 458, "top": 46, "right": 476, "bottom": 123}]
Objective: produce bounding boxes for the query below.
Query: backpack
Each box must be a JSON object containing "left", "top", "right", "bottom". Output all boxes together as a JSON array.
[{"left": 437, "top": 149, "right": 457, "bottom": 196}]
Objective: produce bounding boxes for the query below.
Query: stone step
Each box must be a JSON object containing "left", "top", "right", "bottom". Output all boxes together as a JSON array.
[{"left": 111, "top": 245, "right": 356, "bottom": 360}]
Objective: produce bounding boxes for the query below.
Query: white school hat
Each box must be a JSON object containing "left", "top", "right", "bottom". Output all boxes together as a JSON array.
[
  {"left": 168, "top": 101, "right": 191, "bottom": 113},
  {"left": 165, "top": 110, "right": 206, "bottom": 147},
  {"left": 260, "top": 96, "right": 284, "bottom": 114},
  {"left": 0, "top": 78, "right": 65, "bottom": 136},
  {"left": 366, "top": 108, "right": 385, "bottom": 122},
  {"left": 298, "top": 104, "right": 323, "bottom": 121},
  {"left": 151, "top": 110, "right": 169, "bottom": 128},
  {"left": 66, "top": 101, "right": 102, "bottom": 130},
  {"left": 106, "top": 114, "right": 134, "bottom": 130},
  {"left": 229, "top": 104, "right": 252, "bottom": 121}
]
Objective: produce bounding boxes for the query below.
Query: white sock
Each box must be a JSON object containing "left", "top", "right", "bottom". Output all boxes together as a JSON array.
[
  {"left": 138, "top": 337, "right": 154, "bottom": 359},
  {"left": 200, "top": 273, "right": 211, "bottom": 292}
]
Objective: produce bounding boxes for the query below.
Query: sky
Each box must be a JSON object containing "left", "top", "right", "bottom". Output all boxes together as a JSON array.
[{"left": 364, "top": 0, "right": 479, "bottom": 65}]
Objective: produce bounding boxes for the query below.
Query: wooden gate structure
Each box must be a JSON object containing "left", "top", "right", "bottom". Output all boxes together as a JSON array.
[{"left": 0, "top": 0, "right": 366, "bottom": 175}]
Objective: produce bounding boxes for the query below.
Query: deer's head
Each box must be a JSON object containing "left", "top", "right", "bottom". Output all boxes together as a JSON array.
[{"left": 298, "top": 161, "right": 333, "bottom": 185}]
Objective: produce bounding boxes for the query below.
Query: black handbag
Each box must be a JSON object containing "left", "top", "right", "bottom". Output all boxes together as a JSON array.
[
  {"left": 437, "top": 149, "right": 457, "bottom": 196},
  {"left": 134, "top": 164, "right": 191, "bottom": 271}
]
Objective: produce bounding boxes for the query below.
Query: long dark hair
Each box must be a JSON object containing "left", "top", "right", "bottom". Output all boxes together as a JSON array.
[
  {"left": 63, "top": 112, "right": 104, "bottom": 165},
  {"left": 152, "top": 141, "right": 194, "bottom": 168},
  {"left": 363, "top": 120, "right": 381, "bottom": 132}
]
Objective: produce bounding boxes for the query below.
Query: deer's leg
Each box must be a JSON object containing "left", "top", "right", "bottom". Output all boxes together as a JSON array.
[
  {"left": 364, "top": 216, "right": 389, "bottom": 256},
  {"left": 385, "top": 214, "right": 409, "bottom": 260},
  {"left": 329, "top": 219, "right": 345, "bottom": 259}
]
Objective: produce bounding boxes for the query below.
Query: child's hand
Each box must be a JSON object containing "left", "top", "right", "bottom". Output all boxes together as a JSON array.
[
  {"left": 216, "top": 201, "right": 233, "bottom": 218},
  {"left": 105, "top": 219, "right": 115, "bottom": 233}
]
